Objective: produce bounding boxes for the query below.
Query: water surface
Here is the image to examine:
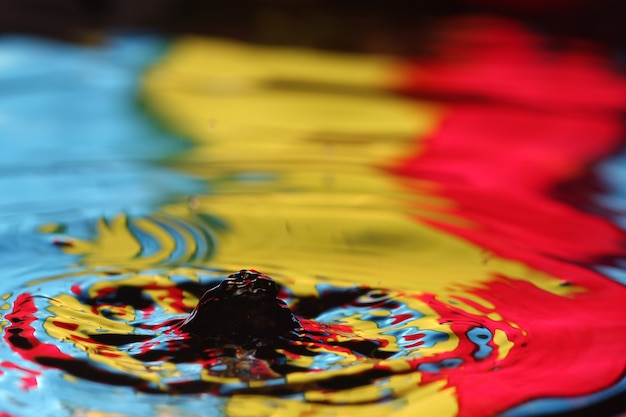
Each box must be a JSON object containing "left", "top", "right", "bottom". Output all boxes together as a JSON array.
[{"left": 1, "top": 18, "right": 625, "bottom": 417}]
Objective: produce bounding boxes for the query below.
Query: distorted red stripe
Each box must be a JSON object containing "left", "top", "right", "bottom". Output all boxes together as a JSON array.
[
  {"left": 397, "top": 16, "right": 626, "bottom": 113},
  {"left": 390, "top": 16, "right": 626, "bottom": 417}
]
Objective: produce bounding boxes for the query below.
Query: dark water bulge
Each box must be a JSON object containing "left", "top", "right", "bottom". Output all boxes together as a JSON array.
[
  {"left": 17, "top": 268, "right": 399, "bottom": 394},
  {"left": 178, "top": 270, "right": 301, "bottom": 344}
]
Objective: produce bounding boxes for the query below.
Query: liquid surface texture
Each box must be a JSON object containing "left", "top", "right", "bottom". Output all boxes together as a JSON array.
[{"left": 1, "top": 17, "right": 626, "bottom": 417}]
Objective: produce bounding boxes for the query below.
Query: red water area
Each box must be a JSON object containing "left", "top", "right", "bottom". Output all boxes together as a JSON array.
[
  {"left": 3, "top": 294, "right": 74, "bottom": 383},
  {"left": 463, "top": 278, "right": 623, "bottom": 415},
  {"left": 419, "top": 280, "right": 625, "bottom": 416},
  {"left": 390, "top": 16, "right": 626, "bottom": 417},
  {"left": 389, "top": 313, "right": 413, "bottom": 325},
  {"left": 397, "top": 16, "right": 626, "bottom": 113},
  {"left": 410, "top": 291, "right": 523, "bottom": 370},
  {"left": 0, "top": 360, "right": 41, "bottom": 391}
]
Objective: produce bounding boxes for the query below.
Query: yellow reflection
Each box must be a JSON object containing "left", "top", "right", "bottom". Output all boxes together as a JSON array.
[
  {"left": 62, "top": 216, "right": 141, "bottom": 265},
  {"left": 494, "top": 329, "right": 515, "bottom": 362},
  {"left": 143, "top": 37, "right": 423, "bottom": 139},
  {"left": 226, "top": 377, "right": 457, "bottom": 417},
  {"left": 45, "top": 36, "right": 582, "bottom": 415},
  {"left": 45, "top": 214, "right": 211, "bottom": 269},
  {"left": 141, "top": 36, "right": 574, "bottom": 299},
  {"left": 142, "top": 38, "right": 441, "bottom": 187}
]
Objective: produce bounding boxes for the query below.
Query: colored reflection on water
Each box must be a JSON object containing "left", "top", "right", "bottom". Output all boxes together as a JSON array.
[{"left": 1, "top": 16, "right": 626, "bottom": 417}]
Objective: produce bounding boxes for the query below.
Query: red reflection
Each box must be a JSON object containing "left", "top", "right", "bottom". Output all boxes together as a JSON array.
[{"left": 391, "top": 16, "right": 626, "bottom": 417}]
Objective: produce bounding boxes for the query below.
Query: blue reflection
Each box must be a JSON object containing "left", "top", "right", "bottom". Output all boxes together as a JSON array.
[
  {"left": 593, "top": 146, "right": 626, "bottom": 285},
  {"left": 467, "top": 326, "right": 493, "bottom": 360},
  {"left": 0, "top": 35, "right": 204, "bottom": 288},
  {"left": 418, "top": 358, "right": 463, "bottom": 373},
  {"left": 0, "top": 35, "right": 203, "bottom": 227},
  {"left": 500, "top": 375, "right": 626, "bottom": 417}
]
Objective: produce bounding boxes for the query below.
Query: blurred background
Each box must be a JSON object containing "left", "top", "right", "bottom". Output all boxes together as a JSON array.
[{"left": 1, "top": 0, "right": 625, "bottom": 55}]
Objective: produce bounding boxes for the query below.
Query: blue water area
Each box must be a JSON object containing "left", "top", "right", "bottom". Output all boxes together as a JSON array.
[
  {"left": 0, "top": 35, "right": 204, "bottom": 288},
  {"left": 0, "top": 36, "right": 203, "bottom": 222},
  {"left": 500, "top": 375, "right": 626, "bottom": 417},
  {"left": 595, "top": 146, "right": 626, "bottom": 285}
]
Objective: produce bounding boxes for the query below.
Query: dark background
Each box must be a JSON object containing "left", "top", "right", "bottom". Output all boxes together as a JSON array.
[{"left": 0, "top": 0, "right": 624, "bottom": 58}]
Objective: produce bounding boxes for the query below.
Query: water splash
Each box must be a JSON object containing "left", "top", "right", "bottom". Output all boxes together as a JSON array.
[
  {"left": 3, "top": 266, "right": 521, "bottom": 402},
  {"left": 1, "top": 16, "right": 626, "bottom": 417}
]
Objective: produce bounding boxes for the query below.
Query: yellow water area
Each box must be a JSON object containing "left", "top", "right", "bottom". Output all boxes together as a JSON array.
[
  {"left": 139, "top": 37, "right": 574, "bottom": 299},
  {"left": 45, "top": 37, "right": 579, "bottom": 416},
  {"left": 226, "top": 377, "right": 456, "bottom": 417}
]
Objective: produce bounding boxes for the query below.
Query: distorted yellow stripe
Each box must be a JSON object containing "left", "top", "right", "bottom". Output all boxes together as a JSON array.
[
  {"left": 142, "top": 38, "right": 440, "bottom": 177},
  {"left": 226, "top": 378, "right": 457, "bottom": 417},
  {"left": 48, "top": 214, "right": 204, "bottom": 268},
  {"left": 494, "top": 329, "right": 515, "bottom": 361},
  {"left": 62, "top": 216, "right": 141, "bottom": 263}
]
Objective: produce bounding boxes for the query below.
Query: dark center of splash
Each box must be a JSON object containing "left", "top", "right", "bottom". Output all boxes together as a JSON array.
[{"left": 178, "top": 270, "right": 301, "bottom": 344}]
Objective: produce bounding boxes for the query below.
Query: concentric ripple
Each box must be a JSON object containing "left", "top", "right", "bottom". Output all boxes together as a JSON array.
[
  {"left": 2, "top": 266, "right": 524, "bottom": 404},
  {"left": 40, "top": 212, "right": 222, "bottom": 269}
]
